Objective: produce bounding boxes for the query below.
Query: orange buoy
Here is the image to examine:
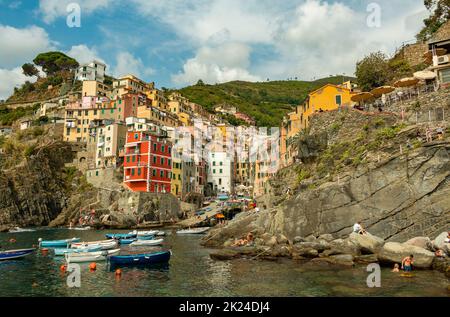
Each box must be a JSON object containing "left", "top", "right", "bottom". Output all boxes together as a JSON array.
[
  {"left": 41, "top": 248, "right": 49, "bottom": 255},
  {"left": 115, "top": 269, "right": 122, "bottom": 278},
  {"left": 60, "top": 264, "right": 67, "bottom": 272},
  {"left": 9, "top": 238, "right": 16, "bottom": 243},
  {"left": 89, "top": 262, "right": 97, "bottom": 271}
]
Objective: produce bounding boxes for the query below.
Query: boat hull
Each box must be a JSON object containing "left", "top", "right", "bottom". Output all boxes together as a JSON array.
[
  {"left": 40, "top": 238, "right": 81, "bottom": 248},
  {"left": 105, "top": 233, "right": 136, "bottom": 240},
  {"left": 109, "top": 251, "right": 171, "bottom": 266},
  {"left": 177, "top": 227, "right": 210, "bottom": 234},
  {"left": 130, "top": 239, "right": 164, "bottom": 247},
  {"left": 71, "top": 240, "right": 118, "bottom": 250},
  {"left": 0, "top": 249, "right": 35, "bottom": 261},
  {"left": 54, "top": 246, "right": 102, "bottom": 256},
  {"left": 65, "top": 249, "right": 120, "bottom": 263}
]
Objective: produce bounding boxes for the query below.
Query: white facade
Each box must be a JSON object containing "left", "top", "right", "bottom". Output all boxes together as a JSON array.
[
  {"left": 75, "top": 60, "right": 106, "bottom": 82},
  {"left": 207, "top": 151, "right": 233, "bottom": 194}
]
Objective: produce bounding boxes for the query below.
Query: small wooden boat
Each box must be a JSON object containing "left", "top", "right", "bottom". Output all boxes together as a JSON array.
[
  {"left": 129, "top": 230, "right": 166, "bottom": 237},
  {"left": 54, "top": 246, "right": 102, "bottom": 256},
  {"left": 177, "top": 227, "right": 210, "bottom": 235},
  {"left": 105, "top": 233, "right": 136, "bottom": 240},
  {"left": 137, "top": 235, "right": 156, "bottom": 240},
  {"left": 109, "top": 250, "right": 171, "bottom": 266},
  {"left": 71, "top": 240, "right": 118, "bottom": 250},
  {"left": 39, "top": 238, "right": 81, "bottom": 248},
  {"left": 69, "top": 226, "right": 91, "bottom": 231},
  {"left": 130, "top": 239, "right": 164, "bottom": 247},
  {"left": 65, "top": 249, "right": 120, "bottom": 263},
  {"left": 0, "top": 248, "right": 35, "bottom": 261},
  {"left": 119, "top": 239, "right": 137, "bottom": 245}
]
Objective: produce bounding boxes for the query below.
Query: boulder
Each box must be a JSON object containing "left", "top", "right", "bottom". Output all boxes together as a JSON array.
[
  {"left": 377, "top": 242, "right": 435, "bottom": 268},
  {"left": 433, "top": 232, "right": 450, "bottom": 255},
  {"left": 304, "top": 235, "right": 317, "bottom": 242},
  {"left": 276, "top": 234, "right": 289, "bottom": 245},
  {"left": 349, "top": 232, "right": 384, "bottom": 254},
  {"left": 318, "top": 234, "right": 334, "bottom": 242},
  {"left": 292, "top": 246, "right": 319, "bottom": 258},
  {"left": 329, "top": 238, "right": 361, "bottom": 256},
  {"left": 210, "top": 249, "right": 240, "bottom": 261},
  {"left": 293, "top": 236, "right": 305, "bottom": 244},
  {"left": 270, "top": 245, "right": 291, "bottom": 257},
  {"left": 295, "top": 241, "right": 330, "bottom": 253},
  {"left": 354, "top": 254, "right": 379, "bottom": 264},
  {"left": 431, "top": 257, "right": 450, "bottom": 272},
  {"left": 223, "top": 239, "right": 234, "bottom": 247},
  {"left": 311, "top": 254, "right": 354, "bottom": 266},
  {"left": 404, "top": 236, "right": 433, "bottom": 251},
  {"left": 446, "top": 266, "right": 450, "bottom": 279},
  {"left": 265, "top": 236, "right": 278, "bottom": 247}
]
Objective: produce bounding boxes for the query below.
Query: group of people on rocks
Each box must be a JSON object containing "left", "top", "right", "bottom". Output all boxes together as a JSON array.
[
  {"left": 354, "top": 221, "right": 449, "bottom": 274},
  {"left": 69, "top": 208, "right": 96, "bottom": 228}
]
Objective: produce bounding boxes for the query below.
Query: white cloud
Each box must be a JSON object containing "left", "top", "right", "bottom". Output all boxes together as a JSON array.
[
  {"left": 38, "top": 0, "right": 114, "bottom": 24},
  {"left": 66, "top": 44, "right": 106, "bottom": 65},
  {"left": 0, "top": 67, "right": 39, "bottom": 100},
  {"left": 0, "top": 24, "right": 53, "bottom": 69},
  {"left": 172, "top": 42, "right": 261, "bottom": 85},
  {"left": 132, "top": 0, "right": 427, "bottom": 84},
  {"left": 112, "top": 52, "right": 154, "bottom": 79}
]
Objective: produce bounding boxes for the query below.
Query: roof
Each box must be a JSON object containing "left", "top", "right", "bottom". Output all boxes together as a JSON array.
[{"left": 308, "top": 83, "right": 354, "bottom": 97}]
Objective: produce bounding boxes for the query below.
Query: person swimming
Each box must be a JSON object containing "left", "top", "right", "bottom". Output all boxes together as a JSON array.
[
  {"left": 401, "top": 254, "right": 414, "bottom": 272},
  {"left": 392, "top": 263, "right": 400, "bottom": 272}
]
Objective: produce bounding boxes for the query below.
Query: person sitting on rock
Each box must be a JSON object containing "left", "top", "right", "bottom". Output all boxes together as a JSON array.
[
  {"left": 353, "top": 221, "right": 367, "bottom": 235},
  {"left": 401, "top": 254, "right": 414, "bottom": 272},
  {"left": 445, "top": 232, "right": 450, "bottom": 244},
  {"left": 391, "top": 263, "right": 400, "bottom": 273},
  {"left": 435, "top": 249, "right": 445, "bottom": 257}
]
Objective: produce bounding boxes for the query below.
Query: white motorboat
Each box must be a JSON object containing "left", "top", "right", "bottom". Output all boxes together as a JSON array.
[
  {"left": 8, "top": 227, "right": 36, "bottom": 233},
  {"left": 69, "top": 226, "right": 91, "bottom": 231},
  {"left": 130, "top": 239, "right": 164, "bottom": 247},
  {"left": 65, "top": 249, "right": 120, "bottom": 263},
  {"left": 177, "top": 227, "right": 210, "bottom": 235}
]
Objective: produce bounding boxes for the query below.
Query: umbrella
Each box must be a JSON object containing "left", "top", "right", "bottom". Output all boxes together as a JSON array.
[
  {"left": 351, "top": 92, "right": 374, "bottom": 102},
  {"left": 393, "top": 77, "right": 420, "bottom": 88},
  {"left": 370, "top": 86, "right": 395, "bottom": 97},
  {"left": 413, "top": 70, "right": 437, "bottom": 81}
]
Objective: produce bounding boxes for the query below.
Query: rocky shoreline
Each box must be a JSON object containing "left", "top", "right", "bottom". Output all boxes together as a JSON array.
[{"left": 204, "top": 226, "right": 450, "bottom": 278}]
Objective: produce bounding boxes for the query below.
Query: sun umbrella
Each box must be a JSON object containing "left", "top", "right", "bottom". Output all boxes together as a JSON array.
[
  {"left": 413, "top": 70, "right": 437, "bottom": 81},
  {"left": 370, "top": 86, "right": 395, "bottom": 97},
  {"left": 351, "top": 92, "right": 374, "bottom": 102},
  {"left": 393, "top": 77, "right": 420, "bottom": 88}
]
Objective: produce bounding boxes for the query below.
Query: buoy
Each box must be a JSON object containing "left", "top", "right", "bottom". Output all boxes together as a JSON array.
[
  {"left": 60, "top": 264, "right": 67, "bottom": 272},
  {"left": 32, "top": 282, "right": 38, "bottom": 288},
  {"left": 115, "top": 269, "right": 122, "bottom": 278},
  {"left": 9, "top": 238, "right": 16, "bottom": 243},
  {"left": 41, "top": 248, "right": 49, "bottom": 255},
  {"left": 89, "top": 262, "right": 97, "bottom": 271}
]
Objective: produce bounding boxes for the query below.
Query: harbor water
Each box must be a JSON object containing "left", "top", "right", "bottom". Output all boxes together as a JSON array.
[{"left": 0, "top": 228, "right": 448, "bottom": 297}]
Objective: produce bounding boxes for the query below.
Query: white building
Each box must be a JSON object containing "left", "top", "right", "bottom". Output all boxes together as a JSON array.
[
  {"left": 207, "top": 151, "right": 233, "bottom": 194},
  {"left": 75, "top": 60, "right": 106, "bottom": 82}
]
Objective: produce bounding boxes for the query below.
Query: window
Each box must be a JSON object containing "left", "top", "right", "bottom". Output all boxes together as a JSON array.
[
  {"left": 335, "top": 95, "right": 342, "bottom": 106},
  {"left": 219, "top": 178, "right": 222, "bottom": 185},
  {"left": 134, "top": 133, "right": 138, "bottom": 140},
  {"left": 137, "top": 168, "right": 141, "bottom": 176},
  {"left": 132, "top": 156, "right": 135, "bottom": 162},
  {"left": 131, "top": 169, "right": 135, "bottom": 176},
  {"left": 153, "top": 143, "right": 157, "bottom": 151},
  {"left": 441, "top": 68, "right": 450, "bottom": 84},
  {"left": 220, "top": 169, "right": 223, "bottom": 174},
  {"left": 213, "top": 169, "right": 216, "bottom": 174},
  {"left": 152, "top": 169, "right": 156, "bottom": 177},
  {"left": 213, "top": 161, "right": 216, "bottom": 166},
  {"left": 126, "top": 157, "right": 130, "bottom": 163},
  {"left": 153, "top": 156, "right": 157, "bottom": 164},
  {"left": 162, "top": 145, "right": 165, "bottom": 153},
  {"left": 161, "top": 157, "right": 164, "bottom": 165},
  {"left": 160, "top": 170, "right": 164, "bottom": 177},
  {"left": 220, "top": 162, "right": 223, "bottom": 166}
]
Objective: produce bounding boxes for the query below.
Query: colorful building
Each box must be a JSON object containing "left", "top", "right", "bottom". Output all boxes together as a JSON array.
[{"left": 123, "top": 117, "right": 172, "bottom": 193}]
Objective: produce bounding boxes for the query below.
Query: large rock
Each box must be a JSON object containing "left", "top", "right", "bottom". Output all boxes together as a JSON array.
[
  {"left": 404, "top": 236, "right": 433, "bottom": 251},
  {"left": 432, "top": 232, "right": 450, "bottom": 254},
  {"left": 329, "top": 238, "right": 360, "bottom": 256},
  {"left": 377, "top": 242, "right": 435, "bottom": 268},
  {"left": 311, "top": 254, "right": 354, "bottom": 266},
  {"left": 349, "top": 232, "right": 384, "bottom": 254}
]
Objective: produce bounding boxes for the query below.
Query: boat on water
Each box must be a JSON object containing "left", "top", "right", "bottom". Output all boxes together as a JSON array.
[
  {"left": 71, "top": 240, "right": 118, "bottom": 250},
  {"left": 129, "top": 230, "right": 165, "bottom": 237},
  {"left": 177, "top": 227, "right": 210, "bottom": 234},
  {"left": 105, "top": 233, "right": 136, "bottom": 240},
  {"left": 68, "top": 226, "right": 91, "bottom": 231},
  {"left": 65, "top": 249, "right": 120, "bottom": 263},
  {"left": 118, "top": 238, "right": 137, "bottom": 245},
  {"left": 0, "top": 248, "right": 35, "bottom": 261},
  {"left": 54, "top": 246, "right": 102, "bottom": 256},
  {"left": 109, "top": 250, "right": 171, "bottom": 266},
  {"left": 136, "top": 235, "right": 156, "bottom": 240},
  {"left": 8, "top": 227, "right": 36, "bottom": 233},
  {"left": 39, "top": 238, "right": 81, "bottom": 248},
  {"left": 130, "top": 238, "right": 164, "bottom": 247}
]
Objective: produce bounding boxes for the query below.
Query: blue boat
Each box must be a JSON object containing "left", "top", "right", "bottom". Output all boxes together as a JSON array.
[
  {"left": 118, "top": 238, "right": 137, "bottom": 245},
  {"left": 105, "top": 233, "right": 136, "bottom": 240},
  {"left": 53, "top": 246, "right": 102, "bottom": 256},
  {"left": 0, "top": 248, "right": 35, "bottom": 261},
  {"left": 39, "top": 238, "right": 81, "bottom": 248},
  {"left": 109, "top": 250, "right": 171, "bottom": 266},
  {"left": 137, "top": 235, "right": 155, "bottom": 240}
]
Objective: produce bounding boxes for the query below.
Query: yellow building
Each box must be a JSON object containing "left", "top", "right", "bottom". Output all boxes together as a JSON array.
[
  {"left": 82, "top": 80, "right": 110, "bottom": 97},
  {"left": 171, "top": 156, "right": 183, "bottom": 197},
  {"left": 111, "top": 74, "right": 154, "bottom": 99},
  {"left": 298, "top": 84, "right": 356, "bottom": 130},
  {"left": 64, "top": 97, "right": 117, "bottom": 142}
]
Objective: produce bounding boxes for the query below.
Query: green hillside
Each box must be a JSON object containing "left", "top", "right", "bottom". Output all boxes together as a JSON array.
[{"left": 176, "top": 76, "right": 355, "bottom": 127}]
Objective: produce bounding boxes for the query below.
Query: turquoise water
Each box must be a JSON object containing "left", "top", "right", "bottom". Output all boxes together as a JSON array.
[{"left": 0, "top": 228, "right": 448, "bottom": 297}]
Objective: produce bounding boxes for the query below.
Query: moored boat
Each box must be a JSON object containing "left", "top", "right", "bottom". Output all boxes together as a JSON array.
[
  {"left": 130, "top": 238, "right": 164, "bottom": 247},
  {"left": 54, "top": 246, "right": 102, "bottom": 256},
  {"left": 118, "top": 238, "right": 137, "bottom": 245},
  {"left": 136, "top": 235, "right": 155, "bottom": 240},
  {"left": 177, "top": 227, "right": 210, "bottom": 235},
  {"left": 8, "top": 227, "right": 36, "bottom": 233},
  {"left": 71, "top": 240, "right": 118, "bottom": 250},
  {"left": 39, "top": 238, "right": 81, "bottom": 248},
  {"left": 105, "top": 233, "right": 136, "bottom": 240},
  {"left": 65, "top": 249, "right": 120, "bottom": 263},
  {"left": 69, "top": 226, "right": 91, "bottom": 231},
  {"left": 0, "top": 248, "right": 35, "bottom": 261},
  {"left": 109, "top": 250, "right": 171, "bottom": 266}
]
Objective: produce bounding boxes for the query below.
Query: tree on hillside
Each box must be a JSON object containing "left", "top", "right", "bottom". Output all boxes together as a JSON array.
[
  {"left": 22, "top": 63, "right": 40, "bottom": 78},
  {"left": 196, "top": 79, "right": 205, "bottom": 86},
  {"left": 33, "top": 52, "right": 79, "bottom": 75},
  {"left": 355, "top": 51, "right": 391, "bottom": 92},
  {"left": 417, "top": 0, "right": 450, "bottom": 41}
]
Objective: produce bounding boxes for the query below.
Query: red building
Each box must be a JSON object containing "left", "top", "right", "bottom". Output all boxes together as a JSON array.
[{"left": 123, "top": 119, "right": 172, "bottom": 193}]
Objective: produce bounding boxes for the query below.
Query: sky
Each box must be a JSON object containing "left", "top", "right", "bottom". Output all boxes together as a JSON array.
[{"left": 0, "top": 0, "right": 429, "bottom": 100}]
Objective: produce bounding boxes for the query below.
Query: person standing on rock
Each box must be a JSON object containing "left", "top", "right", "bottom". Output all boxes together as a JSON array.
[{"left": 401, "top": 254, "right": 414, "bottom": 272}]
